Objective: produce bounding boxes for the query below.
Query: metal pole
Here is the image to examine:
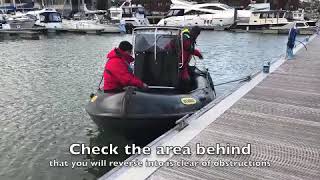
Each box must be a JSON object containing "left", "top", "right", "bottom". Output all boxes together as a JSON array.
[{"left": 12, "top": 0, "right": 16, "bottom": 11}]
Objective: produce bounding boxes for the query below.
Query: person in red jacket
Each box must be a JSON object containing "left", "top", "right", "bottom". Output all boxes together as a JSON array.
[
  {"left": 103, "top": 41, "right": 148, "bottom": 92},
  {"left": 179, "top": 26, "right": 203, "bottom": 91}
]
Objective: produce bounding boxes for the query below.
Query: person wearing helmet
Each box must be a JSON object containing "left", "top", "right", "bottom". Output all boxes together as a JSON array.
[{"left": 180, "top": 26, "right": 203, "bottom": 91}]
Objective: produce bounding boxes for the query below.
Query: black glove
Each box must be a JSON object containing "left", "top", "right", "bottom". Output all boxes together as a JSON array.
[{"left": 198, "top": 53, "right": 204, "bottom": 59}]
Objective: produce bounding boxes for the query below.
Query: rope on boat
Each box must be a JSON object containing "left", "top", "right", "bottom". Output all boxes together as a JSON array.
[
  {"left": 121, "top": 87, "right": 135, "bottom": 119},
  {"left": 214, "top": 75, "right": 252, "bottom": 86},
  {"left": 98, "top": 73, "right": 104, "bottom": 90},
  {"left": 295, "top": 40, "right": 308, "bottom": 51},
  {"left": 89, "top": 73, "right": 103, "bottom": 98}
]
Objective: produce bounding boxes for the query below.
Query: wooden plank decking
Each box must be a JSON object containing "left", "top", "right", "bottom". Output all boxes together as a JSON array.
[{"left": 147, "top": 37, "right": 320, "bottom": 180}]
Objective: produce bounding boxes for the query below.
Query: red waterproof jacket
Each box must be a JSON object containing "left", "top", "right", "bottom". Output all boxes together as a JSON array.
[
  {"left": 180, "top": 35, "right": 202, "bottom": 80},
  {"left": 103, "top": 48, "right": 144, "bottom": 91},
  {"left": 164, "top": 35, "right": 201, "bottom": 81}
]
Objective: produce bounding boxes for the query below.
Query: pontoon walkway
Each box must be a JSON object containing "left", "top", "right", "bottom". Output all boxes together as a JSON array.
[{"left": 102, "top": 34, "right": 320, "bottom": 180}]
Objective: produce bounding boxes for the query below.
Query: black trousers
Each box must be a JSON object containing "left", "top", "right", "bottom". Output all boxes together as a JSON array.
[
  {"left": 178, "top": 79, "right": 193, "bottom": 93},
  {"left": 104, "top": 89, "right": 123, "bottom": 93}
]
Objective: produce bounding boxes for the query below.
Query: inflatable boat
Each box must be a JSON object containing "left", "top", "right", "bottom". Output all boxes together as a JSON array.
[{"left": 85, "top": 27, "right": 216, "bottom": 132}]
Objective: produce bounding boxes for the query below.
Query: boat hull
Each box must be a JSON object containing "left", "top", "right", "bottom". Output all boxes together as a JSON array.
[
  {"left": 88, "top": 114, "right": 179, "bottom": 134},
  {"left": 86, "top": 68, "right": 215, "bottom": 132},
  {"left": 1, "top": 20, "right": 35, "bottom": 29}
]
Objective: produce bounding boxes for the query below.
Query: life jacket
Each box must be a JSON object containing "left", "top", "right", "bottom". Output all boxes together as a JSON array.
[{"left": 179, "top": 28, "right": 202, "bottom": 80}]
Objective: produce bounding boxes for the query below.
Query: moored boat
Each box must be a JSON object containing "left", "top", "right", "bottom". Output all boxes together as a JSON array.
[
  {"left": 85, "top": 27, "right": 216, "bottom": 133},
  {"left": 108, "top": 0, "right": 150, "bottom": 33},
  {"left": 26, "top": 8, "right": 62, "bottom": 30},
  {"left": 0, "top": 14, "right": 35, "bottom": 30},
  {"left": 157, "top": 0, "right": 244, "bottom": 30}
]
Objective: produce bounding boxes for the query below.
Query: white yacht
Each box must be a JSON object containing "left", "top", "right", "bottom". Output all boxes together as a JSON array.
[
  {"left": 1, "top": 15, "right": 35, "bottom": 30},
  {"left": 62, "top": 19, "right": 120, "bottom": 33},
  {"left": 235, "top": 10, "right": 292, "bottom": 30},
  {"left": 0, "top": 11, "right": 35, "bottom": 30},
  {"left": 108, "top": 0, "right": 149, "bottom": 28},
  {"left": 270, "top": 21, "right": 310, "bottom": 30},
  {"left": 26, "top": 8, "right": 62, "bottom": 29},
  {"left": 233, "top": 8, "right": 316, "bottom": 32},
  {"left": 62, "top": 4, "right": 121, "bottom": 33},
  {"left": 157, "top": 0, "right": 252, "bottom": 29},
  {"left": 245, "top": 3, "right": 270, "bottom": 11},
  {"left": 287, "top": 9, "right": 317, "bottom": 27}
]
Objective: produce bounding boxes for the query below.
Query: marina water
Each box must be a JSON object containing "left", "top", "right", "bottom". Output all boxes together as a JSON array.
[{"left": 0, "top": 31, "right": 308, "bottom": 180}]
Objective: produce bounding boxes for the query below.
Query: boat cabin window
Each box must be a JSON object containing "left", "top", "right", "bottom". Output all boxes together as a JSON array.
[
  {"left": 166, "top": 9, "right": 184, "bottom": 17},
  {"left": 25, "top": 14, "right": 37, "bottom": 20},
  {"left": 134, "top": 29, "right": 181, "bottom": 87},
  {"left": 122, "top": 7, "right": 132, "bottom": 17},
  {"left": 185, "top": 10, "right": 208, "bottom": 15},
  {"left": 253, "top": 13, "right": 260, "bottom": 17},
  {"left": 136, "top": 7, "right": 145, "bottom": 14},
  {"left": 122, "top": 7, "right": 145, "bottom": 18},
  {"left": 286, "top": 12, "right": 293, "bottom": 19},
  {"left": 296, "top": 23, "right": 305, "bottom": 27},
  {"left": 204, "top": 6, "right": 225, "bottom": 10},
  {"left": 279, "top": 12, "right": 285, "bottom": 18},
  {"left": 133, "top": 7, "right": 146, "bottom": 18},
  {"left": 110, "top": 11, "right": 121, "bottom": 18},
  {"left": 111, "top": 12, "right": 120, "bottom": 17},
  {"left": 40, "top": 12, "right": 62, "bottom": 23},
  {"left": 220, "top": 4, "right": 233, "bottom": 9},
  {"left": 260, "top": 13, "right": 268, "bottom": 18},
  {"left": 268, "top": 13, "right": 275, "bottom": 18},
  {"left": 306, "top": 22, "right": 313, "bottom": 26}
]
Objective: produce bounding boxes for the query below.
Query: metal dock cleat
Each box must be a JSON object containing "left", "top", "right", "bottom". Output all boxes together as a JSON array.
[
  {"left": 263, "top": 61, "right": 271, "bottom": 73},
  {"left": 175, "top": 114, "right": 190, "bottom": 131}
]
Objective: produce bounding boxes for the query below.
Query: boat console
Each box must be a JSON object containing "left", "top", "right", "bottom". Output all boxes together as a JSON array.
[{"left": 133, "top": 27, "right": 182, "bottom": 89}]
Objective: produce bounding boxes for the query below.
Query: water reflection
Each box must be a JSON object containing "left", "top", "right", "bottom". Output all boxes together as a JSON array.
[
  {"left": 85, "top": 128, "right": 133, "bottom": 178},
  {"left": 85, "top": 123, "right": 174, "bottom": 179}
]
